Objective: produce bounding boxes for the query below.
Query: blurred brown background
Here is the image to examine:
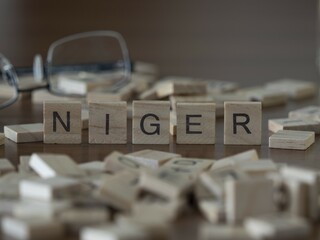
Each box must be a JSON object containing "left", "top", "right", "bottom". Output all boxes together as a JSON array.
[{"left": 0, "top": 0, "right": 318, "bottom": 85}]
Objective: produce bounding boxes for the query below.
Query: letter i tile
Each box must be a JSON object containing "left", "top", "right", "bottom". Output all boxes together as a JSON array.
[
  {"left": 132, "top": 101, "right": 170, "bottom": 144},
  {"left": 224, "top": 102, "right": 261, "bottom": 145}
]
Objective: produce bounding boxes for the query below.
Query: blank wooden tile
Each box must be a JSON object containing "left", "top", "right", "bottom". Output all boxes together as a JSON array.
[
  {"left": 224, "top": 102, "right": 261, "bottom": 145},
  {"left": 29, "top": 153, "right": 86, "bottom": 178},
  {"left": 139, "top": 167, "right": 194, "bottom": 200},
  {"left": 89, "top": 102, "right": 127, "bottom": 144},
  {"left": 97, "top": 171, "right": 139, "bottom": 212},
  {"left": 1, "top": 216, "right": 64, "bottom": 240},
  {"left": 268, "top": 118, "right": 320, "bottom": 134},
  {"left": 81, "top": 223, "right": 150, "bottom": 240},
  {"left": 131, "top": 72, "right": 155, "bottom": 94},
  {"left": 280, "top": 166, "right": 319, "bottom": 220},
  {"left": 20, "top": 176, "right": 82, "bottom": 201},
  {"left": 169, "top": 95, "right": 213, "bottom": 111},
  {"left": 266, "top": 79, "right": 316, "bottom": 100},
  {"left": 124, "top": 149, "right": 180, "bottom": 169},
  {"left": 156, "top": 79, "right": 207, "bottom": 98},
  {"left": 176, "top": 103, "right": 216, "bottom": 144},
  {"left": 132, "top": 101, "right": 170, "bottom": 144},
  {"left": 4, "top": 123, "right": 43, "bottom": 143},
  {"left": 0, "top": 158, "right": 15, "bottom": 175},
  {"left": 104, "top": 151, "right": 147, "bottom": 173},
  {"left": 237, "top": 159, "right": 278, "bottom": 177},
  {"left": 289, "top": 105, "right": 320, "bottom": 121},
  {"left": 0, "top": 133, "right": 5, "bottom": 146},
  {"left": 138, "top": 87, "right": 159, "bottom": 100},
  {"left": 225, "top": 178, "right": 275, "bottom": 223},
  {"left": 78, "top": 161, "right": 106, "bottom": 175},
  {"left": 200, "top": 223, "right": 252, "bottom": 240},
  {"left": 205, "top": 79, "right": 238, "bottom": 93},
  {"left": 13, "top": 199, "right": 71, "bottom": 220},
  {"left": 245, "top": 214, "right": 310, "bottom": 240},
  {"left": 269, "top": 130, "right": 315, "bottom": 150},
  {"left": 43, "top": 100, "right": 82, "bottom": 144},
  {"left": 58, "top": 207, "right": 109, "bottom": 228}
]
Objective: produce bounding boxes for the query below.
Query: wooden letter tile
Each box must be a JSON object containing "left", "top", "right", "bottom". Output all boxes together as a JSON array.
[
  {"left": 269, "top": 130, "right": 315, "bottom": 150},
  {"left": 29, "top": 153, "right": 86, "bottom": 178},
  {"left": 289, "top": 105, "right": 320, "bottom": 121},
  {"left": 4, "top": 123, "right": 43, "bottom": 143},
  {"left": 132, "top": 101, "right": 170, "bottom": 144},
  {"left": 268, "top": 118, "right": 320, "bottom": 134},
  {"left": 176, "top": 103, "right": 216, "bottom": 144},
  {"left": 44, "top": 100, "right": 82, "bottom": 144},
  {"left": 224, "top": 102, "right": 262, "bottom": 145},
  {"left": 89, "top": 102, "right": 127, "bottom": 144}
]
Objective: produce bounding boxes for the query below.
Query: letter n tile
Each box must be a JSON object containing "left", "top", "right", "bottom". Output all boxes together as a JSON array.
[
  {"left": 224, "top": 101, "right": 261, "bottom": 145},
  {"left": 43, "top": 101, "right": 82, "bottom": 144},
  {"left": 132, "top": 101, "right": 170, "bottom": 144}
]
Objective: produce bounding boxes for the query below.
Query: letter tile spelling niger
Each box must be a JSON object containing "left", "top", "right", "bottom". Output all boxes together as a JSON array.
[
  {"left": 224, "top": 102, "right": 262, "bottom": 145},
  {"left": 44, "top": 101, "right": 82, "bottom": 144},
  {"left": 132, "top": 101, "right": 170, "bottom": 144}
]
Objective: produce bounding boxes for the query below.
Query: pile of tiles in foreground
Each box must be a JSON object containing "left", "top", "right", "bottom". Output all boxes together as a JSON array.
[{"left": 0, "top": 149, "right": 318, "bottom": 240}]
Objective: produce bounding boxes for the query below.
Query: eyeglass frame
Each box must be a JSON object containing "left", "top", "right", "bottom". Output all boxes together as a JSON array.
[{"left": 0, "top": 30, "right": 131, "bottom": 109}]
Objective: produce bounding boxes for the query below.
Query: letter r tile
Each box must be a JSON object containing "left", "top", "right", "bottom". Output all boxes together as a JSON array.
[
  {"left": 44, "top": 101, "right": 82, "bottom": 144},
  {"left": 224, "top": 101, "right": 261, "bottom": 145},
  {"left": 132, "top": 101, "right": 170, "bottom": 144},
  {"left": 176, "top": 103, "right": 216, "bottom": 144}
]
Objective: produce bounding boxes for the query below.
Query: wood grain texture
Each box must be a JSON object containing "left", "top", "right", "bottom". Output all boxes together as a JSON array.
[
  {"left": 89, "top": 102, "right": 127, "bottom": 144},
  {"left": 132, "top": 101, "right": 170, "bottom": 144},
  {"left": 269, "top": 130, "right": 315, "bottom": 150},
  {"left": 176, "top": 103, "right": 215, "bottom": 144},
  {"left": 43, "top": 101, "right": 82, "bottom": 144},
  {"left": 224, "top": 102, "right": 262, "bottom": 145},
  {"left": 268, "top": 118, "right": 320, "bottom": 134}
]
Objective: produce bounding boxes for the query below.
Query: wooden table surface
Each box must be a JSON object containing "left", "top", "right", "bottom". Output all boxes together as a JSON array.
[{"left": 0, "top": 91, "right": 319, "bottom": 239}]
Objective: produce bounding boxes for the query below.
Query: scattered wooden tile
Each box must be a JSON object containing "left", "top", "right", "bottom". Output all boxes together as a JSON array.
[
  {"left": 81, "top": 223, "right": 150, "bottom": 240},
  {"left": 138, "top": 87, "right": 159, "bottom": 100},
  {"left": 237, "top": 159, "right": 278, "bottom": 177},
  {"left": 81, "top": 109, "right": 89, "bottom": 130},
  {"left": 224, "top": 102, "right": 262, "bottom": 145},
  {"left": 225, "top": 178, "right": 275, "bottom": 223},
  {"left": 268, "top": 118, "right": 320, "bottom": 134},
  {"left": 245, "top": 214, "right": 311, "bottom": 240},
  {"left": 29, "top": 153, "right": 86, "bottom": 178},
  {"left": 58, "top": 207, "right": 110, "bottom": 228},
  {"left": 43, "top": 100, "right": 82, "bottom": 144},
  {"left": 176, "top": 103, "right": 216, "bottom": 144},
  {"left": 97, "top": 171, "right": 139, "bottom": 212},
  {"left": 139, "top": 167, "right": 195, "bottom": 200},
  {"left": 198, "top": 200, "right": 225, "bottom": 224},
  {"left": 4, "top": 123, "right": 43, "bottom": 143},
  {"left": 0, "top": 158, "right": 15, "bottom": 175},
  {"left": 123, "top": 149, "right": 180, "bottom": 169},
  {"left": 284, "top": 179, "right": 308, "bottom": 217},
  {"left": 240, "top": 87, "right": 288, "bottom": 107},
  {"left": 89, "top": 102, "right": 127, "bottom": 144},
  {"left": 131, "top": 73, "right": 155, "bottom": 94},
  {"left": 200, "top": 223, "right": 253, "bottom": 240},
  {"left": 133, "top": 61, "right": 159, "bottom": 75},
  {"left": 269, "top": 130, "right": 315, "bottom": 150},
  {"left": 211, "top": 149, "right": 259, "bottom": 171},
  {"left": 200, "top": 168, "right": 249, "bottom": 198},
  {"left": 20, "top": 176, "right": 83, "bottom": 201},
  {"left": 289, "top": 105, "right": 320, "bottom": 121},
  {"left": 32, "top": 89, "right": 79, "bottom": 104},
  {"left": 266, "top": 79, "right": 316, "bottom": 100},
  {"left": 18, "top": 156, "right": 32, "bottom": 174},
  {"left": 170, "top": 110, "right": 177, "bottom": 136},
  {"left": 0, "top": 133, "right": 5, "bottom": 146},
  {"left": 104, "top": 151, "right": 147, "bottom": 173},
  {"left": 132, "top": 101, "right": 170, "bottom": 144},
  {"left": 169, "top": 95, "right": 213, "bottom": 112},
  {"left": 163, "top": 157, "right": 214, "bottom": 175},
  {"left": 280, "top": 166, "right": 319, "bottom": 220},
  {"left": 13, "top": 199, "right": 72, "bottom": 220},
  {"left": 87, "top": 92, "right": 122, "bottom": 103},
  {"left": 204, "top": 79, "right": 238, "bottom": 93},
  {"left": 156, "top": 78, "right": 207, "bottom": 98},
  {"left": 1, "top": 216, "right": 64, "bottom": 240},
  {"left": 78, "top": 161, "right": 106, "bottom": 175},
  {"left": 0, "top": 172, "right": 34, "bottom": 198}
]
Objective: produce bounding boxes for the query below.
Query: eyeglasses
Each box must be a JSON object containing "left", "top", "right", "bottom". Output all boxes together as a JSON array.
[{"left": 0, "top": 30, "right": 131, "bottom": 109}]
